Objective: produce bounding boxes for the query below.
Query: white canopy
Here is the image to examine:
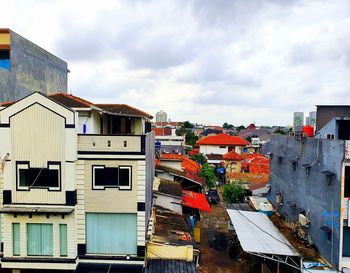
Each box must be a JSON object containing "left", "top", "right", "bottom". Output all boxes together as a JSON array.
[{"left": 227, "top": 209, "right": 299, "bottom": 257}]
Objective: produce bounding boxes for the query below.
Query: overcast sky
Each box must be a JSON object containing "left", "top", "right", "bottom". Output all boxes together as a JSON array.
[{"left": 3, "top": 0, "right": 350, "bottom": 126}]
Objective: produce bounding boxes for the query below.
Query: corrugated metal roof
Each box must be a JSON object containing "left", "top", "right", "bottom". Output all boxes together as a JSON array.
[
  {"left": 145, "top": 259, "right": 196, "bottom": 273},
  {"left": 227, "top": 210, "right": 299, "bottom": 256}
]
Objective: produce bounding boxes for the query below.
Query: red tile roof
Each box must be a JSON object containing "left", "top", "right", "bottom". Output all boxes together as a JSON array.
[
  {"left": 223, "top": 150, "right": 243, "bottom": 161},
  {"left": 49, "top": 93, "right": 93, "bottom": 107},
  {"left": 161, "top": 154, "right": 201, "bottom": 173},
  {"left": 0, "top": 92, "right": 153, "bottom": 119},
  {"left": 197, "top": 133, "right": 249, "bottom": 146},
  {"left": 155, "top": 165, "right": 204, "bottom": 186},
  {"left": 96, "top": 104, "right": 153, "bottom": 119}
]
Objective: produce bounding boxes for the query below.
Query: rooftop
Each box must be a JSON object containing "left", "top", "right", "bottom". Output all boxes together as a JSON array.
[
  {"left": 50, "top": 93, "right": 93, "bottom": 108},
  {"left": 0, "top": 92, "right": 153, "bottom": 119},
  {"left": 155, "top": 165, "right": 204, "bottom": 186},
  {"left": 152, "top": 206, "right": 196, "bottom": 247},
  {"left": 157, "top": 179, "right": 182, "bottom": 197},
  {"left": 96, "top": 103, "right": 153, "bottom": 119},
  {"left": 197, "top": 133, "right": 249, "bottom": 146},
  {"left": 145, "top": 259, "right": 196, "bottom": 273},
  {"left": 223, "top": 150, "right": 243, "bottom": 161}
]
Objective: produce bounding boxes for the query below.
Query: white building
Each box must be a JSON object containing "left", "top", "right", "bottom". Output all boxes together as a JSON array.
[{"left": 0, "top": 92, "right": 154, "bottom": 273}]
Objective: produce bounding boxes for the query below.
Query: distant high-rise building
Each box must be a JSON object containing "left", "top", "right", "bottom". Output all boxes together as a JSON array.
[
  {"left": 293, "top": 112, "right": 304, "bottom": 132},
  {"left": 0, "top": 28, "right": 68, "bottom": 102},
  {"left": 306, "top": 111, "right": 317, "bottom": 128},
  {"left": 156, "top": 110, "right": 167, "bottom": 123}
]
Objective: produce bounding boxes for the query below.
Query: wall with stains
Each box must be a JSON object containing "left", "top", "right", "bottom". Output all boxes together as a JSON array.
[
  {"left": 264, "top": 135, "right": 344, "bottom": 268},
  {"left": 0, "top": 30, "right": 67, "bottom": 102}
]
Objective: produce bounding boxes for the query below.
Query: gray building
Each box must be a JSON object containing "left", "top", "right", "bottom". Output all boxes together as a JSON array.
[
  {"left": 264, "top": 106, "right": 350, "bottom": 271},
  {"left": 156, "top": 110, "right": 167, "bottom": 123},
  {"left": 306, "top": 111, "right": 316, "bottom": 128},
  {"left": 293, "top": 112, "right": 304, "bottom": 132},
  {"left": 316, "top": 105, "right": 350, "bottom": 139},
  {"left": 0, "top": 28, "right": 67, "bottom": 102}
]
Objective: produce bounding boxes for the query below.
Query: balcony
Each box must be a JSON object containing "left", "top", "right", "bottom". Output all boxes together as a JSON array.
[{"left": 77, "top": 134, "right": 144, "bottom": 154}]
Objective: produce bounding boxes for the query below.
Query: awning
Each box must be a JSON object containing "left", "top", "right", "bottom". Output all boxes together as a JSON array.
[
  {"left": 227, "top": 210, "right": 298, "bottom": 256},
  {"left": 182, "top": 190, "right": 211, "bottom": 212},
  {"left": 0, "top": 206, "right": 74, "bottom": 214}
]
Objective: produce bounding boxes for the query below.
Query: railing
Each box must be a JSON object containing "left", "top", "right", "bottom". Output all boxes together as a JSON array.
[{"left": 77, "top": 134, "right": 143, "bottom": 153}]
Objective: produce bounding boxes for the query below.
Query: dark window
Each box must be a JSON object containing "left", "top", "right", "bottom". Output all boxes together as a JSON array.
[
  {"left": 125, "top": 118, "right": 131, "bottom": 134},
  {"left": 93, "top": 166, "right": 131, "bottom": 190},
  {"left": 119, "top": 167, "right": 131, "bottom": 187},
  {"left": 94, "top": 167, "right": 118, "bottom": 187},
  {"left": 343, "top": 227, "right": 350, "bottom": 256},
  {"left": 145, "top": 122, "right": 152, "bottom": 133},
  {"left": 338, "top": 120, "right": 350, "bottom": 140},
  {"left": 345, "top": 166, "right": 350, "bottom": 198},
  {"left": 17, "top": 162, "right": 60, "bottom": 189},
  {"left": 219, "top": 146, "right": 226, "bottom": 149},
  {"left": 0, "top": 50, "right": 10, "bottom": 71}
]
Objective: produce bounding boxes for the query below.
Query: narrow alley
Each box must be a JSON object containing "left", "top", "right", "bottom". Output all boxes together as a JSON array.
[{"left": 198, "top": 200, "right": 252, "bottom": 273}]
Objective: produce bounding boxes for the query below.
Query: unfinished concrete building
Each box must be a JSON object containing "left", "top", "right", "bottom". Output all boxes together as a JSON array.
[{"left": 0, "top": 28, "right": 67, "bottom": 102}]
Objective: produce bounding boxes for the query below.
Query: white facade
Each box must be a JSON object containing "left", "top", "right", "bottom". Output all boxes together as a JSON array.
[{"left": 199, "top": 145, "right": 242, "bottom": 155}]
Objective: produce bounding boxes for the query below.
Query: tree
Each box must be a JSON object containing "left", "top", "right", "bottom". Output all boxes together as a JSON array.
[
  {"left": 176, "top": 121, "right": 194, "bottom": 136},
  {"left": 185, "top": 132, "right": 199, "bottom": 147},
  {"left": 222, "top": 183, "right": 246, "bottom": 203},
  {"left": 182, "top": 121, "right": 194, "bottom": 129},
  {"left": 199, "top": 163, "right": 216, "bottom": 188},
  {"left": 190, "top": 153, "right": 207, "bottom": 165},
  {"left": 175, "top": 127, "right": 187, "bottom": 136},
  {"left": 236, "top": 125, "right": 245, "bottom": 132},
  {"left": 223, "top": 122, "right": 234, "bottom": 130}
]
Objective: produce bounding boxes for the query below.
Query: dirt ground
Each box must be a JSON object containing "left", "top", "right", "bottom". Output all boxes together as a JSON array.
[{"left": 198, "top": 203, "right": 253, "bottom": 273}]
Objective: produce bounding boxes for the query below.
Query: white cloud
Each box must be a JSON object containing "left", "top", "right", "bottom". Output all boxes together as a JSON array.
[{"left": 2, "top": 0, "right": 350, "bottom": 126}]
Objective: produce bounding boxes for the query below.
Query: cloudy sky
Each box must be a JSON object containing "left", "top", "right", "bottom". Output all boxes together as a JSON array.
[{"left": 2, "top": 0, "right": 350, "bottom": 126}]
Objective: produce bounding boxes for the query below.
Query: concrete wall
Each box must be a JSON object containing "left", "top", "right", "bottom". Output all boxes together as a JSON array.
[
  {"left": 316, "top": 106, "right": 350, "bottom": 132},
  {"left": 0, "top": 30, "right": 67, "bottom": 102},
  {"left": 316, "top": 118, "right": 338, "bottom": 139},
  {"left": 264, "top": 135, "right": 344, "bottom": 268},
  {"left": 199, "top": 145, "right": 228, "bottom": 155}
]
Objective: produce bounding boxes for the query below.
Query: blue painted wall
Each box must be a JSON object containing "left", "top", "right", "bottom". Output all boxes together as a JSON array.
[
  {"left": 0, "top": 30, "right": 67, "bottom": 102},
  {"left": 263, "top": 135, "right": 344, "bottom": 268}
]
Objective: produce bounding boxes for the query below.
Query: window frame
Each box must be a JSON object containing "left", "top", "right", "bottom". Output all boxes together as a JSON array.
[
  {"left": 92, "top": 165, "right": 132, "bottom": 190},
  {"left": 16, "top": 161, "right": 61, "bottom": 191}
]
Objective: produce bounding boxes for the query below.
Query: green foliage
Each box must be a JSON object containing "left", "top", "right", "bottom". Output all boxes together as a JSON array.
[
  {"left": 199, "top": 163, "right": 216, "bottom": 189},
  {"left": 183, "top": 121, "right": 194, "bottom": 129},
  {"left": 222, "top": 183, "right": 246, "bottom": 203},
  {"left": 223, "top": 122, "right": 234, "bottom": 130},
  {"left": 236, "top": 125, "right": 245, "bottom": 132},
  {"left": 273, "top": 128, "right": 287, "bottom": 135},
  {"left": 185, "top": 132, "right": 199, "bottom": 146},
  {"left": 190, "top": 153, "right": 207, "bottom": 165},
  {"left": 176, "top": 121, "right": 194, "bottom": 136},
  {"left": 175, "top": 127, "right": 187, "bottom": 136}
]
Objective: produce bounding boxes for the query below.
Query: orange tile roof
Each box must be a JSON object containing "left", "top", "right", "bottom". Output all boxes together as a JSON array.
[
  {"left": 223, "top": 150, "right": 243, "bottom": 161},
  {"left": 0, "top": 92, "right": 153, "bottom": 119},
  {"left": 160, "top": 154, "right": 201, "bottom": 173},
  {"left": 96, "top": 104, "right": 153, "bottom": 119},
  {"left": 197, "top": 133, "right": 249, "bottom": 146},
  {"left": 49, "top": 93, "right": 93, "bottom": 107}
]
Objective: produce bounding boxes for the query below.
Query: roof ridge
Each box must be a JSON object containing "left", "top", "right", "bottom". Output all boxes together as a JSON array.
[{"left": 49, "top": 93, "right": 93, "bottom": 107}]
